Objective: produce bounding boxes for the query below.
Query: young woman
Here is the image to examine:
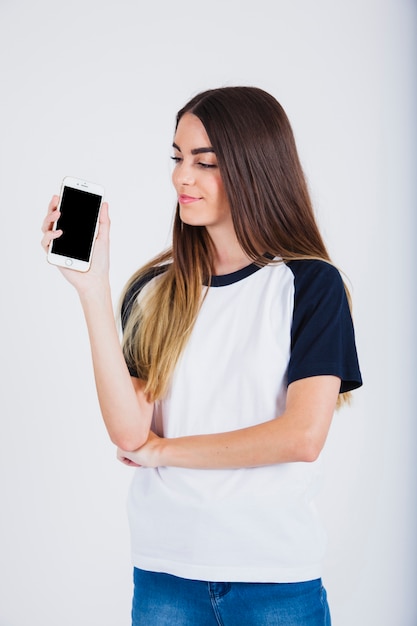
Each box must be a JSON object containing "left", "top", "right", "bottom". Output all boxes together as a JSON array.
[{"left": 42, "top": 86, "right": 362, "bottom": 626}]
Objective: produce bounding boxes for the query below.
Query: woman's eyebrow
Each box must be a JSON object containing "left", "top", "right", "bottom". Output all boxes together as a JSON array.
[{"left": 172, "top": 142, "right": 215, "bottom": 155}]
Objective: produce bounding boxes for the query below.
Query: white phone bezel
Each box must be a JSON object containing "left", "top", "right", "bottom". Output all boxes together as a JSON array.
[{"left": 47, "top": 176, "right": 104, "bottom": 272}]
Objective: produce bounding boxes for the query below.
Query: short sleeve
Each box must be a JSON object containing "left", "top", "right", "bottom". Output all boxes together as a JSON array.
[{"left": 287, "top": 260, "right": 362, "bottom": 393}]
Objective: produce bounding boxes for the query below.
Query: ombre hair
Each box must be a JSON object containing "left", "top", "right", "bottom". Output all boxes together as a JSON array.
[{"left": 120, "top": 86, "right": 350, "bottom": 405}]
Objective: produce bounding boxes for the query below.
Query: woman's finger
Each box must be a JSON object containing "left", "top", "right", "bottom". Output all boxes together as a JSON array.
[
  {"left": 41, "top": 210, "right": 60, "bottom": 234},
  {"left": 95, "top": 202, "right": 110, "bottom": 240},
  {"left": 117, "top": 448, "right": 141, "bottom": 467},
  {"left": 41, "top": 196, "right": 61, "bottom": 234},
  {"left": 48, "top": 195, "right": 60, "bottom": 212},
  {"left": 41, "top": 228, "right": 62, "bottom": 251}
]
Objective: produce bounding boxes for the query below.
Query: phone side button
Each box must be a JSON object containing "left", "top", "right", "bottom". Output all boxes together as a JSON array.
[{"left": 65, "top": 258, "right": 73, "bottom": 266}]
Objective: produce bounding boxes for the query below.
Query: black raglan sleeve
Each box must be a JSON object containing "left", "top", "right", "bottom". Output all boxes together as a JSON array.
[{"left": 287, "top": 260, "right": 362, "bottom": 393}]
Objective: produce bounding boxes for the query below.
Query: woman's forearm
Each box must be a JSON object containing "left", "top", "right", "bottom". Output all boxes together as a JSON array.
[
  {"left": 118, "top": 376, "right": 340, "bottom": 469},
  {"left": 42, "top": 199, "right": 152, "bottom": 448},
  {"left": 158, "top": 418, "right": 313, "bottom": 468},
  {"left": 79, "top": 283, "right": 153, "bottom": 450}
]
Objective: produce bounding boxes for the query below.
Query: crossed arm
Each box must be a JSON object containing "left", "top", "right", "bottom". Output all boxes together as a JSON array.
[
  {"left": 79, "top": 272, "right": 340, "bottom": 470},
  {"left": 42, "top": 196, "right": 340, "bottom": 471},
  {"left": 117, "top": 374, "right": 340, "bottom": 469}
]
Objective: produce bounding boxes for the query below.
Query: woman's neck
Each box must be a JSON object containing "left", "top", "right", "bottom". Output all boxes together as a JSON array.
[
  {"left": 206, "top": 223, "right": 252, "bottom": 275},
  {"left": 212, "top": 241, "right": 252, "bottom": 276},
  {"left": 212, "top": 252, "right": 251, "bottom": 276}
]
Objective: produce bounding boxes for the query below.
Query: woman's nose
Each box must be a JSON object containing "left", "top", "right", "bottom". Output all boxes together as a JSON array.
[{"left": 173, "top": 161, "right": 195, "bottom": 186}]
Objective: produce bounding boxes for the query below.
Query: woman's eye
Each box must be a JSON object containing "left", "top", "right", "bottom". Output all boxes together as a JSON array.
[
  {"left": 170, "top": 156, "right": 216, "bottom": 169},
  {"left": 198, "top": 162, "right": 217, "bottom": 169}
]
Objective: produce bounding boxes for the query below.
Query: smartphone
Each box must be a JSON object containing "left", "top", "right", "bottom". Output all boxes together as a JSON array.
[{"left": 48, "top": 176, "right": 104, "bottom": 272}]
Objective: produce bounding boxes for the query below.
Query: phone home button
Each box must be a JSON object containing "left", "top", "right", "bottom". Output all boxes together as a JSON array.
[{"left": 65, "top": 258, "right": 73, "bottom": 266}]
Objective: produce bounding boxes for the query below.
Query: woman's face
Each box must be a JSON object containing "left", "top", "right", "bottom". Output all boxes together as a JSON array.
[{"left": 172, "top": 113, "right": 233, "bottom": 232}]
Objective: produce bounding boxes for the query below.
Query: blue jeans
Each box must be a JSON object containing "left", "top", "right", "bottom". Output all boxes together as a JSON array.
[{"left": 132, "top": 568, "right": 331, "bottom": 626}]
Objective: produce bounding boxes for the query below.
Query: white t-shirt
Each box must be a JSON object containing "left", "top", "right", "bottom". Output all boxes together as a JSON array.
[{"left": 122, "top": 259, "right": 362, "bottom": 583}]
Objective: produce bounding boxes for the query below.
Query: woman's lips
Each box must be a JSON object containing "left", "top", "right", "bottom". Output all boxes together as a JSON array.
[{"left": 178, "top": 194, "right": 201, "bottom": 204}]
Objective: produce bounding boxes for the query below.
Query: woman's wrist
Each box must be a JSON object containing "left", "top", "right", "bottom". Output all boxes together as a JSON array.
[
  {"left": 77, "top": 278, "right": 112, "bottom": 307},
  {"left": 153, "top": 435, "right": 169, "bottom": 467}
]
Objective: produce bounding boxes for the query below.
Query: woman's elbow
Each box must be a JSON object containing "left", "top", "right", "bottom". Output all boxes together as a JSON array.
[
  {"left": 295, "top": 432, "right": 325, "bottom": 463},
  {"left": 109, "top": 430, "right": 149, "bottom": 452}
]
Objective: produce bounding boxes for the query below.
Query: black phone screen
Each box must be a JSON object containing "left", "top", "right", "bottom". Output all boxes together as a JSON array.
[{"left": 52, "top": 186, "right": 102, "bottom": 261}]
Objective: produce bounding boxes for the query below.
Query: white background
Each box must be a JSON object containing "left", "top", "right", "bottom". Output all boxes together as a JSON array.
[{"left": 0, "top": 1, "right": 415, "bottom": 624}]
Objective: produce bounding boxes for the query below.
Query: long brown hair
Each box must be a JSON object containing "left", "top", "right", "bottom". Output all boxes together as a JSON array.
[{"left": 121, "top": 86, "right": 349, "bottom": 404}]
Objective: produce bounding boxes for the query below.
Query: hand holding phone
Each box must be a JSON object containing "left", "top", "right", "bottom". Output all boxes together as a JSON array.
[{"left": 47, "top": 176, "right": 104, "bottom": 272}]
